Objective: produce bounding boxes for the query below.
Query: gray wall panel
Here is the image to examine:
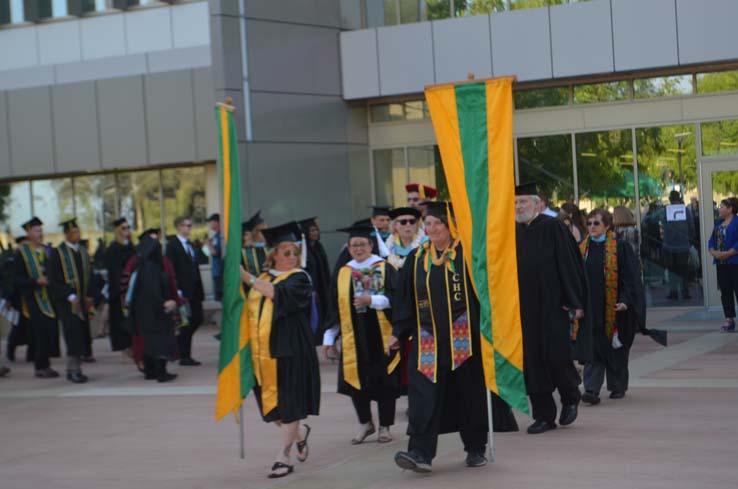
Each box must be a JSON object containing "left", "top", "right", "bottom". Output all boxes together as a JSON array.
[
  {"left": 612, "top": 0, "right": 678, "bottom": 71},
  {"left": 125, "top": 7, "right": 173, "bottom": 55},
  {"left": 491, "top": 8, "right": 551, "bottom": 81},
  {"left": 55, "top": 55, "right": 148, "bottom": 85},
  {"left": 551, "top": 0, "right": 614, "bottom": 78},
  {"left": 433, "top": 15, "right": 492, "bottom": 84},
  {"left": 250, "top": 92, "right": 348, "bottom": 143},
  {"left": 51, "top": 82, "right": 101, "bottom": 173},
  {"left": 247, "top": 20, "right": 341, "bottom": 96},
  {"left": 677, "top": 0, "right": 738, "bottom": 65},
  {"left": 193, "top": 68, "right": 218, "bottom": 161},
  {"left": 209, "top": 14, "right": 244, "bottom": 91},
  {"left": 0, "top": 27, "right": 38, "bottom": 72},
  {"left": 97, "top": 76, "right": 147, "bottom": 169},
  {"left": 345, "top": 105, "right": 368, "bottom": 145},
  {"left": 0, "top": 93, "right": 9, "bottom": 178},
  {"left": 377, "top": 23, "right": 434, "bottom": 95},
  {"left": 145, "top": 71, "right": 197, "bottom": 164},
  {"left": 0, "top": 66, "right": 55, "bottom": 91},
  {"left": 147, "top": 46, "right": 212, "bottom": 74},
  {"left": 340, "top": 29, "right": 380, "bottom": 99},
  {"left": 80, "top": 14, "right": 126, "bottom": 61},
  {"left": 37, "top": 21, "right": 82, "bottom": 66},
  {"left": 7, "top": 87, "right": 55, "bottom": 177},
  {"left": 245, "top": 0, "right": 341, "bottom": 28}
]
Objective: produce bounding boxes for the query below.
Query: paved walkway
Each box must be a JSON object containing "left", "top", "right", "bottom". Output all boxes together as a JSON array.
[{"left": 1, "top": 312, "right": 737, "bottom": 489}]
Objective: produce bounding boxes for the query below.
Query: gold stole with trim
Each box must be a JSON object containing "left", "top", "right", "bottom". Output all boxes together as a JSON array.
[{"left": 337, "top": 261, "right": 400, "bottom": 390}]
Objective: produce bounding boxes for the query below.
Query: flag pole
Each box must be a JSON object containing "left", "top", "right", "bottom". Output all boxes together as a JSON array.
[
  {"left": 239, "top": 406, "right": 245, "bottom": 459},
  {"left": 487, "top": 391, "right": 495, "bottom": 463}
]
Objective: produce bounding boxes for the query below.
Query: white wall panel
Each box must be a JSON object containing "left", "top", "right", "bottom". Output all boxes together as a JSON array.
[
  {"left": 612, "top": 0, "right": 678, "bottom": 71},
  {"left": 0, "top": 28, "right": 38, "bottom": 71},
  {"left": 550, "top": 0, "right": 614, "bottom": 78},
  {"left": 37, "top": 21, "right": 82, "bottom": 66},
  {"left": 55, "top": 55, "right": 147, "bottom": 84},
  {"left": 433, "top": 15, "right": 491, "bottom": 85},
  {"left": 125, "top": 7, "right": 173, "bottom": 55},
  {"left": 377, "top": 23, "right": 434, "bottom": 96},
  {"left": 677, "top": 0, "right": 738, "bottom": 65},
  {"left": 172, "top": 1, "right": 210, "bottom": 48},
  {"left": 340, "top": 29, "right": 380, "bottom": 99},
  {"left": 80, "top": 14, "right": 126, "bottom": 60},
  {"left": 491, "top": 8, "right": 551, "bottom": 81},
  {"left": 0, "top": 66, "right": 54, "bottom": 91}
]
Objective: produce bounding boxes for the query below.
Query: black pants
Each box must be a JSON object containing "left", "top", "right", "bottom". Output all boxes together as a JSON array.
[
  {"left": 664, "top": 250, "right": 690, "bottom": 295},
  {"left": 529, "top": 360, "right": 581, "bottom": 424},
  {"left": 717, "top": 264, "right": 738, "bottom": 318},
  {"left": 178, "top": 299, "right": 203, "bottom": 360},
  {"left": 7, "top": 324, "right": 34, "bottom": 362},
  {"left": 350, "top": 392, "right": 396, "bottom": 426},
  {"left": 213, "top": 275, "right": 223, "bottom": 302}
]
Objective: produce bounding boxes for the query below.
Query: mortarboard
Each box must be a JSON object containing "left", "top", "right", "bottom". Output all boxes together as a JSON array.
[
  {"left": 22, "top": 217, "right": 43, "bottom": 230},
  {"left": 138, "top": 227, "right": 160, "bottom": 241},
  {"left": 207, "top": 213, "right": 220, "bottom": 222},
  {"left": 298, "top": 217, "right": 319, "bottom": 234},
  {"left": 242, "top": 210, "right": 264, "bottom": 232},
  {"left": 112, "top": 217, "right": 128, "bottom": 227},
  {"left": 368, "top": 206, "right": 391, "bottom": 217},
  {"left": 424, "top": 201, "right": 454, "bottom": 220},
  {"left": 60, "top": 218, "right": 79, "bottom": 233},
  {"left": 515, "top": 182, "right": 539, "bottom": 196},
  {"left": 261, "top": 221, "right": 302, "bottom": 248},
  {"left": 336, "top": 225, "right": 374, "bottom": 241},
  {"left": 405, "top": 183, "right": 438, "bottom": 200},
  {"left": 389, "top": 207, "right": 421, "bottom": 220}
]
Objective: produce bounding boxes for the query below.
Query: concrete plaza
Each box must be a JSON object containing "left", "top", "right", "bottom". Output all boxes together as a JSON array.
[{"left": 1, "top": 309, "right": 737, "bottom": 489}]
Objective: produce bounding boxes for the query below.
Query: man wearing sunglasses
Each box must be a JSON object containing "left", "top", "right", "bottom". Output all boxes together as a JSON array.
[{"left": 105, "top": 217, "right": 136, "bottom": 358}]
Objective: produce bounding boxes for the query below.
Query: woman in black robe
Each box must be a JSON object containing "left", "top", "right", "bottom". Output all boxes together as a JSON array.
[
  {"left": 239, "top": 221, "right": 320, "bottom": 479},
  {"left": 131, "top": 235, "right": 178, "bottom": 383},
  {"left": 105, "top": 218, "right": 136, "bottom": 354},
  {"left": 580, "top": 209, "right": 644, "bottom": 404}
]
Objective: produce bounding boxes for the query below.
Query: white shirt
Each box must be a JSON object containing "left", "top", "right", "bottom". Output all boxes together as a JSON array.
[{"left": 542, "top": 207, "right": 558, "bottom": 218}]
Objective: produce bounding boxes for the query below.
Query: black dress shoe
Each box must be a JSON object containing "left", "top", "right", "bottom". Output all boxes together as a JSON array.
[
  {"left": 609, "top": 391, "right": 626, "bottom": 399},
  {"left": 527, "top": 420, "right": 557, "bottom": 435},
  {"left": 559, "top": 404, "right": 578, "bottom": 426},
  {"left": 6, "top": 349, "right": 15, "bottom": 363},
  {"left": 157, "top": 372, "right": 178, "bottom": 383},
  {"left": 179, "top": 358, "right": 201, "bottom": 366},
  {"left": 66, "top": 371, "right": 88, "bottom": 384},
  {"left": 465, "top": 451, "right": 487, "bottom": 468},
  {"left": 394, "top": 451, "right": 432, "bottom": 473},
  {"left": 581, "top": 391, "right": 601, "bottom": 405},
  {"left": 35, "top": 368, "right": 60, "bottom": 379},
  {"left": 0, "top": 366, "right": 10, "bottom": 377}
]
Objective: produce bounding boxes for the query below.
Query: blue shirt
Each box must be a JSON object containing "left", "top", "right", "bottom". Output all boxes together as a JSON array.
[
  {"left": 211, "top": 232, "right": 223, "bottom": 276},
  {"left": 708, "top": 218, "right": 738, "bottom": 265}
]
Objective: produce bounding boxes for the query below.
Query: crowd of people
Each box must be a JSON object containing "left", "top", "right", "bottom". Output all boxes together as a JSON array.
[{"left": 2, "top": 180, "right": 736, "bottom": 479}]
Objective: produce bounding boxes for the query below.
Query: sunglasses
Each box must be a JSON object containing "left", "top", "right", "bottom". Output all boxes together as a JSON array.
[
  {"left": 281, "top": 250, "right": 300, "bottom": 257},
  {"left": 586, "top": 220, "right": 602, "bottom": 226},
  {"left": 397, "top": 219, "right": 417, "bottom": 225}
]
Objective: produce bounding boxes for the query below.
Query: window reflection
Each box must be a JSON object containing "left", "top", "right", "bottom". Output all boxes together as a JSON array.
[
  {"left": 74, "top": 174, "right": 116, "bottom": 246},
  {"left": 573, "top": 81, "right": 631, "bottom": 104},
  {"left": 408, "top": 145, "right": 438, "bottom": 197},
  {"left": 696, "top": 70, "right": 738, "bottom": 94},
  {"left": 517, "top": 134, "right": 574, "bottom": 207},
  {"left": 373, "top": 148, "right": 406, "bottom": 207},
  {"left": 161, "top": 167, "right": 208, "bottom": 239},
  {"left": 701, "top": 120, "right": 738, "bottom": 157},
  {"left": 117, "top": 171, "right": 162, "bottom": 240},
  {"left": 0, "top": 181, "right": 31, "bottom": 248},
  {"left": 634, "top": 75, "right": 692, "bottom": 99},
  {"left": 576, "top": 129, "right": 635, "bottom": 212},
  {"left": 32, "top": 178, "right": 74, "bottom": 246},
  {"left": 514, "top": 88, "right": 569, "bottom": 110}
]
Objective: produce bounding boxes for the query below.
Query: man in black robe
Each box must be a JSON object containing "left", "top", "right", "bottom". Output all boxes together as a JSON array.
[
  {"left": 3, "top": 236, "right": 33, "bottom": 363},
  {"left": 299, "top": 217, "right": 331, "bottom": 343},
  {"left": 48, "top": 218, "right": 95, "bottom": 383},
  {"left": 104, "top": 217, "right": 136, "bottom": 355},
  {"left": 388, "top": 202, "right": 515, "bottom": 473},
  {"left": 515, "top": 183, "right": 589, "bottom": 434}
]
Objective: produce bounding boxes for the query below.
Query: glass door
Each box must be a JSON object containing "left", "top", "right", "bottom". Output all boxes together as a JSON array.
[{"left": 701, "top": 161, "right": 738, "bottom": 308}]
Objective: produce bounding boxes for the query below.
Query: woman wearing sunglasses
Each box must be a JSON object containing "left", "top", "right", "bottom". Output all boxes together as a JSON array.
[
  {"left": 385, "top": 207, "right": 427, "bottom": 270},
  {"left": 239, "top": 221, "right": 320, "bottom": 479},
  {"left": 580, "top": 209, "right": 644, "bottom": 405}
]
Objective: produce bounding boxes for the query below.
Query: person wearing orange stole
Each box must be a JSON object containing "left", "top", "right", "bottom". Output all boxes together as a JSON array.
[
  {"left": 239, "top": 221, "right": 320, "bottom": 479},
  {"left": 324, "top": 225, "right": 400, "bottom": 445}
]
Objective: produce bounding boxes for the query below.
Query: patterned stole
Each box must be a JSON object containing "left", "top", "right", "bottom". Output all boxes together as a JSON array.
[
  {"left": 413, "top": 241, "right": 473, "bottom": 383},
  {"left": 18, "top": 244, "right": 55, "bottom": 319},
  {"left": 336, "top": 261, "right": 400, "bottom": 390},
  {"left": 58, "top": 243, "right": 91, "bottom": 320},
  {"left": 580, "top": 232, "right": 619, "bottom": 341},
  {"left": 247, "top": 269, "right": 302, "bottom": 417}
]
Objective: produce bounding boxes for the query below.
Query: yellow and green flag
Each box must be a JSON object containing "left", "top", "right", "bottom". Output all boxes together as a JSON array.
[
  {"left": 215, "top": 103, "right": 253, "bottom": 421},
  {"left": 425, "top": 76, "right": 528, "bottom": 414}
]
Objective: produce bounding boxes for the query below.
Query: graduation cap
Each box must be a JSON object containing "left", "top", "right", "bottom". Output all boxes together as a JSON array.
[
  {"left": 352, "top": 217, "right": 371, "bottom": 227},
  {"left": 207, "top": 213, "right": 220, "bottom": 222},
  {"left": 336, "top": 224, "right": 374, "bottom": 241},
  {"left": 424, "top": 201, "right": 454, "bottom": 220},
  {"left": 389, "top": 207, "right": 421, "bottom": 220},
  {"left": 298, "top": 217, "right": 319, "bottom": 234},
  {"left": 60, "top": 218, "right": 79, "bottom": 233},
  {"left": 261, "top": 221, "right": 307, "bottom": 268},
  {"left": 515, "top": 182, "right": 539, "bottom": 196},
  {"left": 368, "top": 206, "right": 391, "bottom": 217},
  {"left": 112, "top": 217, "right": 128, "bottom": 228},
  {"left": 405, "top": 183, "right": 438, "bottom": 200},
  {"left": 242, "top": 210, "right": 264, "bottom": 232},
  {"left": 138, "top": 227, "right": 160, "bottom": 241},
  {"left": 22, "top": 216, "right": 43, "bottom": 230}
]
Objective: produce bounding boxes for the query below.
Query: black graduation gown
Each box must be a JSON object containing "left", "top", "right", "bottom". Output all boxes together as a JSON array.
[
  {"left": 13, "top": 246, "right": 59, "bottom": 359},
  {"left": 252, "top": 271, "right": 321, "bottom": 424},
  {"left": 2, "top": 251, "right": 31, "bottom": 349},
  {"left": 326, "top": 259, "right": 400, "bottom": 401},
  {"left": 584, "top": 239, "right": 645, "bottom": 369},
  {"left": 393, "top": 243, "right": 517, "bottom": 436},
  {"left": 305, "top": 239, "right": 331, "bottom": 341},
  {"left": 104, "top": 240, "right": 136, "bottom": 351},
  {"left": 132, "top": 257, "right": 178, "bottom": 360},
  {"left": 48, "top": 244, "right": 92, "bottom": 358},
  {"left": 516, "top": 214, "right": 590, "bottom": 395}
]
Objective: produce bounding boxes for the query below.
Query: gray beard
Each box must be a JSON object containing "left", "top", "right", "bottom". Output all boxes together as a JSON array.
[{"left": 515, "top": 210, "right": 538, "bottom": 224}]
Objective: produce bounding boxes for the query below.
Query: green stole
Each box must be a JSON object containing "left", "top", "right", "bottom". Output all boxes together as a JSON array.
[
  {"left": 58, "top": 243, "right": 91, "bottom": 320},
  {"left": 18, "top": 243, "right": 55, "bottom": 319}
]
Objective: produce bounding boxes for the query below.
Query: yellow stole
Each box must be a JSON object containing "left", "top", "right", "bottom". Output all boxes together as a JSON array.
[
  {"left": 247, "top": 269, "right": 302, "bottom": 417},
  {"left": 337, "top": 261, "right": 400, "bottom": 390}
]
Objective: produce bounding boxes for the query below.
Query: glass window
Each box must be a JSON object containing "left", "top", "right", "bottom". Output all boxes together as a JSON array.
[
  {"left": 510, "top": 0, "right": 551, "bottom": 10},
  {"left": 117, "top": 170, "right": 162, "bottom": 240},
  {"left": 400, "top": 0, "right": 421, "bottom": 23},
  {"left": 405, "top": 101, "right": 429, "bottom": 120},
  {"left": 0, "top": 181, "right": 31, "bottom": 248},
  {"left": 573, "top": 81, "right": 631, "bottom": 104},
  {"left": 455, "top": 0, "right": 505, "bottom": 16},
  {"left": 74, "top": 174, "right": 117, "bottom": 247},
  {"left": 696, "top": 70, "right": 738, "bottom": 94},
  {"left": 636, "top": 126, "right": 701, "bottom": 307},
  {"left": 373, "top": 148, "right": 406, "bottom": 207},
  {"left": 701, "top": 120, "right": 738, "bottom": 157},
  {"left": 408, "top": 145, "right": 438, "bottom": 198},
  {"left": 161, "top": 167, "right": 208, "bottom": 239},
  {"left": 370, "top": 103, "right": 405, "bottom": 123},
  {"left": 384, "top": 0, "right": 398, "bottom": 25},
  {"left": 31, "top": 179, "right": 73, "bottom": 246},
  {"left": 81, "top": 0, "right": 114, "bottom": 13},
  {"left": 426, "top": 0, "right": 451, "bottom": 20},
  {"left": 514, "top": 87, "right": 569, "bottom": 110},
  {"left": 517, "top": 134, "right": 574, "bottom": 208},
  {"left": 634, "top": 75, "right": 693, "bottom": 99}
]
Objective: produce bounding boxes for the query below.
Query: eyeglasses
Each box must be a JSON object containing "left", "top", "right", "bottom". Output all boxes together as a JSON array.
[
  {"left": 397, "top": 219, "right": 417, "bottom": 225},
  {"left": 586, "top": 220, "right": 602, "bottom": 227},
  {"left": 120, "top": 226, "right": 130, "bottom": 230},
  {"left": 182, "top": 223, "right": 192, "bottom": 228},
  {"left": 349, "top": 242, "right": 370, "bottom": 249},
  {"left": 281, "top": 250, "right": 300, "bottom": 257}
]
